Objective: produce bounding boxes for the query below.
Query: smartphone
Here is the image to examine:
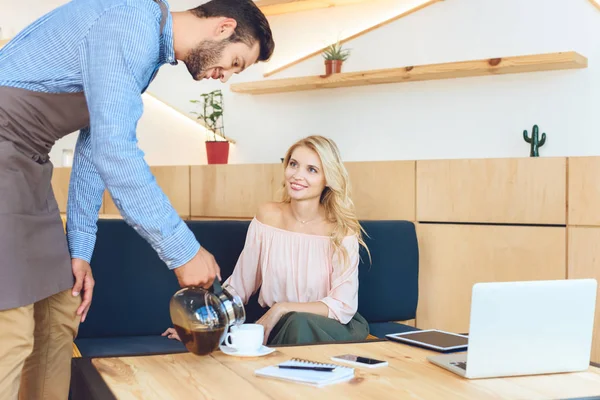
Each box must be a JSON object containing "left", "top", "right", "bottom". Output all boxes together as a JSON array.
[{"left": 330, "top": 354, "right": 388, "bottom": 368}]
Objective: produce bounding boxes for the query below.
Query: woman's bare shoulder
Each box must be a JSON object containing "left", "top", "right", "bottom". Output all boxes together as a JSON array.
[{"left": 256, "top": 202, "right": 285, "bottom": 226}]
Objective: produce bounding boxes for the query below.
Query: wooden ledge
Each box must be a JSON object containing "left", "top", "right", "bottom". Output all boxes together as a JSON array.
[
  {"left": 232, "top": 51, "right": 588, "bottom": 95},
  {"left": 262, "top": 0, "right": 442, "bottom": 77},
  {"left": 256, "top": 0, "right": 373, "bottom": 16}
]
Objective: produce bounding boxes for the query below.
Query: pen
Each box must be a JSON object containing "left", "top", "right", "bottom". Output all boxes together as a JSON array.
[{"left": 278, "top": 365, "right": 335, "bottom": 372}]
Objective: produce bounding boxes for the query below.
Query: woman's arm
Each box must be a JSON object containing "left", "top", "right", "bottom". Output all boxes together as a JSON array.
[
  {"left": 318, "top": 236, "right": 361, "bottom": 324},
  {"left": 274, "top": 301, "right": 329, "bottom": 317},
  {"left": 222, "top": 218, "right": 263, "bottom": 303},
  {"left": 256, "top": 301, "right": 328, "bottom": 344}
]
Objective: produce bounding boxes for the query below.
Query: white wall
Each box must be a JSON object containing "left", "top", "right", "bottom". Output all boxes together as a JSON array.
[
  {"left": 153, "top": 0, "right": 600, "bottom": 164},
  {"left": 0, "top": 0, "right": 67, "bottom": 39},
  {"left": 4, "top": 0, "right": 600, "bottom": 165}
]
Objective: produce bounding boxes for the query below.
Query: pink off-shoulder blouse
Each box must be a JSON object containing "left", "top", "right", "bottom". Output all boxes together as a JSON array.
[{"left": 223, "top": 217, "right": 360, "bottom": 324}]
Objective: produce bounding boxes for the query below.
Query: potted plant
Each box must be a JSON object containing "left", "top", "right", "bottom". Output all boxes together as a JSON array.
[
  {"left": 190, "top": 89, "right": 230, "bottom": 164},
  {"left": 322, "top": 41, "right": 350, "bottom": 76}
]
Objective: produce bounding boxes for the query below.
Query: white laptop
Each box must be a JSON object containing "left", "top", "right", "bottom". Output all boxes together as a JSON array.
[{"left": 427, "top": 279, "right": 597, "bottom": 379}]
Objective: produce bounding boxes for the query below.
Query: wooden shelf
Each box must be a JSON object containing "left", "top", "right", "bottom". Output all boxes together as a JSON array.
[
  {"left": 590, "top": 0, "right": 600, "bottom": 11},
  {"left": 255, "top": 0, "right": 371, "bottom": 16},
  {"left": 231, "top": 51, "right": 587, "bottom": 95}
]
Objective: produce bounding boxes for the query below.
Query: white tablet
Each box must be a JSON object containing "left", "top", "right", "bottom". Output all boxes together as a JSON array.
[{"left": 386, "top": 329, "right": 468, "bottom": 352}]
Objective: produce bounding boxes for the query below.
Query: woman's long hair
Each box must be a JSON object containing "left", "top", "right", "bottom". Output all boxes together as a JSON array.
[{"left": 281, "top": 135, "right": 370, "bottom": 271}]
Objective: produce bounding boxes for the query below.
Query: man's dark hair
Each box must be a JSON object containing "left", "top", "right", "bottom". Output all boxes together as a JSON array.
[{"left": 190, "top": 0, "right": 275, "bottom": 62}]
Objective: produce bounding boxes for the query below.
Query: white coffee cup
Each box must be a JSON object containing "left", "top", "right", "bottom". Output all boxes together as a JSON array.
[{"left": 224, "top": 324, "right": 263, "bottom": 352}]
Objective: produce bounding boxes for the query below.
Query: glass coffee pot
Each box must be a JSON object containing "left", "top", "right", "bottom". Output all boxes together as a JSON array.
[{"left": 169, "top": 280, "right": 245, "bottom": 355}]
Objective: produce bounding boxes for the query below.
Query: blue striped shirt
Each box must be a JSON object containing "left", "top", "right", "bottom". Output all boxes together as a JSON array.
[{"left": 0, "top": 0, "right": 200, "bottom": 269}]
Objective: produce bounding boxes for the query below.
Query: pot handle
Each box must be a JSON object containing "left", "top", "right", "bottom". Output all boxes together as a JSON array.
[{"left": 212, "top": 279, "right": 224, "bottom": 296}]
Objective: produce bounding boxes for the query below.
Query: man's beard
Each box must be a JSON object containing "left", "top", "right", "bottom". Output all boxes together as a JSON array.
[{"left": 184, "top": 38, "right": 228, "bottom": 80}]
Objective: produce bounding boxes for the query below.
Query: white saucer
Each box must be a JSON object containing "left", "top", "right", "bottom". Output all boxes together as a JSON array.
[{"left": 219, "top": 344, "right": 275, "bottom": 357}]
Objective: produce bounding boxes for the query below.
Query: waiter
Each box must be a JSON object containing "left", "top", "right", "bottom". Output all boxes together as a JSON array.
[{"left": 0, "top": 0, "right": 274, "bottom": 398}]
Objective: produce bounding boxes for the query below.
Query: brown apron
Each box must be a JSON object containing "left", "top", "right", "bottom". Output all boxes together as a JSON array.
[{"left": 0, "top": 0, "right": 168, "bottom": 311}]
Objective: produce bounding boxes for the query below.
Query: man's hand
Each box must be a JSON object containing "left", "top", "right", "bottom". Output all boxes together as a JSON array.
[
  {"left": 72, "top": 258, "right": 95, "bottom": 323},
  {"left": 173, "top": 246, "right": 221, "bottom": 288}
]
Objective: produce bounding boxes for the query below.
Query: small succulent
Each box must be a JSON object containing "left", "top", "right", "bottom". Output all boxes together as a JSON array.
[{"left": 322, "top": 41, "right": 351, "bottom": 61}]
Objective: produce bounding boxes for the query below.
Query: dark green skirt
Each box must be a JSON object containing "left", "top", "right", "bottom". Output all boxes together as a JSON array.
[{"left": 267, "top": 311, "right": 369, "bottom": 346}]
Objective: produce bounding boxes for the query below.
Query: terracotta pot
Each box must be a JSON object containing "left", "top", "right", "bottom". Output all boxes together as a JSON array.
[
  {"left": 325, "top": 60, "right": 343, "bottom": 75},
  {"left": 205, "top": 141, "right": 229, "bottom": 164}
]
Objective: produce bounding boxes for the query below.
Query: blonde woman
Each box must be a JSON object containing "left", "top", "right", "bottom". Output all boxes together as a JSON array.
[{"left": 164, "top": 135, "right": 370, "bottom": 345}]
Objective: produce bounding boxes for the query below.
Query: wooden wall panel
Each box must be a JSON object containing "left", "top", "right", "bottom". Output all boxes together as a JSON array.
[
  {"left": 190, "top": 164, "right": 282, "bottom": 218},
  {"left": 416, "top": 224, "right": 566, "bottom": 333},
  {"left": 568, "top": 157, "right": 600, "bottom": 226},
  {"left": 345, "top": 161, "right": 415, "bottom": 221},
  {"left": 104, "top": 166, "right": 191, "bottom": 218},
  {"left": 51, "top": 167, "right": 72, "bottom": 213},
  {"left": 102, "top": 191, "right": 116, "bottom": 216},
  {"left": 568, "top": 227, "right": 600, "bottom": 364},
  {"left": 416, "top": 158, "right": 567, "bottom": 224}
]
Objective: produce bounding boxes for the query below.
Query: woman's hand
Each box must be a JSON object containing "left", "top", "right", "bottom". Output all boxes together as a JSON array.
[
  {"left": 162, "top": 327, "right": 181, "bottom": 341},
  {"left": 256, "top": 303, "right": 289, "bottom": 345}
]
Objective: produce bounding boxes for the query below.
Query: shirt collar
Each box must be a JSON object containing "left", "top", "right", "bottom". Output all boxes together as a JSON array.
[{"left": 158, "top": 1, "right": 177, "bottom": 66}]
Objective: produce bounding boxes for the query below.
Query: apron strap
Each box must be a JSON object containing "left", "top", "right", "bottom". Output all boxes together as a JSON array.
[{"left": 154, "top": 0, "right": 168, "bottom": 35}]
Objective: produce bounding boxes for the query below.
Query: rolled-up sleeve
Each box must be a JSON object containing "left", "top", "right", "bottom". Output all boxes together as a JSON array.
[{"left": 319, "top": 236, "right": 360, "bottom": 324}]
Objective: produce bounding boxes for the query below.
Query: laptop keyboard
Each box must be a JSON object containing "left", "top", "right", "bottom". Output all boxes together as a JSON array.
[{"left": 451, "top": 361, "right": 467, "bottom": 370}]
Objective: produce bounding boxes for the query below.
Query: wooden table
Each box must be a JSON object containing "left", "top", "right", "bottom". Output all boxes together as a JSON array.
[{"left": 71, "top": 340, "right": 600, "bottom": 400}]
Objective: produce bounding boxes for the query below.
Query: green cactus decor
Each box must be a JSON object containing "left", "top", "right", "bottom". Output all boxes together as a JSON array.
[{"left": 523, "top": 124, "right": 546, "bottom": 157}]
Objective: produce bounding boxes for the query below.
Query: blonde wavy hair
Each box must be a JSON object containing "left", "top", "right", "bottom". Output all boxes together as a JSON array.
[{"left": 281, "top": 135, "right": 370, "bottom": 270}]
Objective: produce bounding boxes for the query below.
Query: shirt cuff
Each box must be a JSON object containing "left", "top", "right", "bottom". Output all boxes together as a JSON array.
[
  {"left": 67, "top": 231, "right": 97, "bottom": 263},
  {"left": 154, "top": 220, "right": 200, "bottom": 269}
]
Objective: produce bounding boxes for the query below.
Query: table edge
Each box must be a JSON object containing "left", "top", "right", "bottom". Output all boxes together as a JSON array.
[
  {"left": 76, "top": 338, "right": 386, "bottom": 360},
  {"left": 70, "top": 340, "right": 600, "bottom": 400},
  {"left": 71, "top": 358, "right": 117, "bottom": 400}
]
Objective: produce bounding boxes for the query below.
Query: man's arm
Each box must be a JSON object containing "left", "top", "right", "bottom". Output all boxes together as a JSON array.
[
  {"left": 66, "top": 127, "right": 104, "bottom": 322},
  {"left": 66, "top": 127, "right": 104, "bottom": 263},
  {"left": 76, "top": 5, "right": 217, "bottom": 282}
]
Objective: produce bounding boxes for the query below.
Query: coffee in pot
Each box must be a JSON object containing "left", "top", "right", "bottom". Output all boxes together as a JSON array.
[{"left": 170, "top": 280, "right": 245, "bottom": 355}]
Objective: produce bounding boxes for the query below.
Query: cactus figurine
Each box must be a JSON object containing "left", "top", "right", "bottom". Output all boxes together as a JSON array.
[{"left": 523, "top": 124, "right": 546, "bottom": 157}]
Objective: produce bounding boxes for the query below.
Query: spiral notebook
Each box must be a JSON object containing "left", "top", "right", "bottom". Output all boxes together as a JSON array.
[{"left": 254, "top": 358, "right": 355, "bottom": 387}]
